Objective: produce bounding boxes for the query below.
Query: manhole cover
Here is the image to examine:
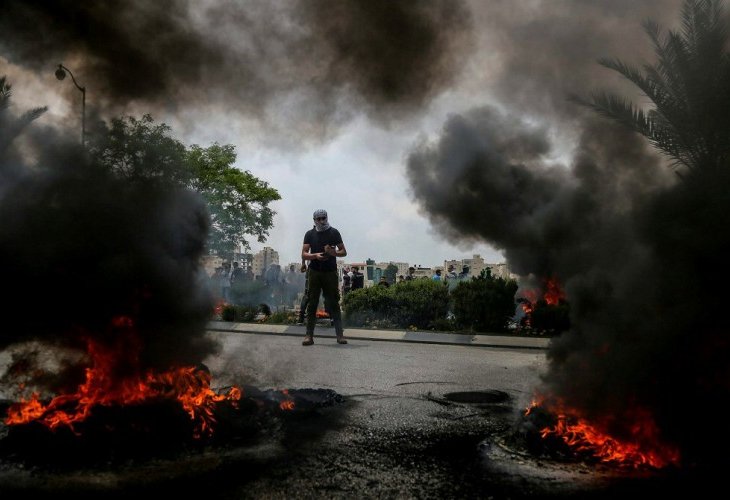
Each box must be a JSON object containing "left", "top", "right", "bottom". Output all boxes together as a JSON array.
[{"left": 442, "top": 390, "right": 510, "bottom": 404}]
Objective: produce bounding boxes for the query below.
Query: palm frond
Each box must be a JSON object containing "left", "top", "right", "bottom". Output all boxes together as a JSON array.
[{"left": 579, "top": 0, "right": 730, "bottom": 173}]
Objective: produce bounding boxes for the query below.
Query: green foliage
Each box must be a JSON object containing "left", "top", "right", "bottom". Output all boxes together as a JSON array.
[
  {"left": 451, "top": 273, "right": 519, "bottom": 333},
  {"left": 187, "top": 143, "right": 280, "bottom": 258},
  {"left": 265, "top": 310, "right": 298, "bottom": 324},
  {"left": 88, "top": 115, "right": 280, "bottom": 260},
  {"left": 342, "top": 279, "right": 450, "bottom": 330},
  {"left": 581, "top": 0, "right": 730, "bottom": 174},
  {"left": 89, "top": 115, "right": 190, "bottom": 185},
  {"left": 390, "top": 278, "right": 450, "bottom": 329},
  {"left": 342, "top": 285, "right": 395, "bottom": 327},
  {"left": 221, "top": 304, "right": 259, "bottom": 322}
]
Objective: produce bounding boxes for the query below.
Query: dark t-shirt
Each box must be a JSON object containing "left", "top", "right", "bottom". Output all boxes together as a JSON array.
[
  {"left": 351, "top": 271, "right": 364, "bottom": 289},
  {"left": 303, "top": 227, "right": 343, "bottom": 272}
]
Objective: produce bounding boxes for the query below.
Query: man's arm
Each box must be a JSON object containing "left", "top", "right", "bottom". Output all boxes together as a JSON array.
[
  {"left": 333, "top": 242, "right": 347, "bottom": 258},
  {"left": 302, "top": 243, "right": 326, "bottom": 261}
]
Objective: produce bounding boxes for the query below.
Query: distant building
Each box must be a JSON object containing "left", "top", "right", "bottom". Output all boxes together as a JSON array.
[
  {"left": 487, "top": 262, "right": 512, "bottom": 280},
  {"left": 251, "top": 245, "right": 513, "bottom": 286},
  {"left": 233, "top": 251, "right": 253, "bottom": 272},
  {"left": 252, "top": 246, "right": 279, "bottom": 279},
  {"left": 442, "top": 255, "right": 512, "bottom": 280}
]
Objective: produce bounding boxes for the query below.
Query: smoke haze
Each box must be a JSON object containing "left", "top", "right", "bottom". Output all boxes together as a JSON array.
[{"left": 407, "top": 0, "right": 729, "bottom": 466}]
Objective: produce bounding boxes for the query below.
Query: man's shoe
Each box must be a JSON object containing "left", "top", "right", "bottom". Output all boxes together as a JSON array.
[
  {"left": 302, "top": 336, "right": 314, "bottom": 346},
  {"left": 336, "top": 336, "right": 348, "bottom": 345}
]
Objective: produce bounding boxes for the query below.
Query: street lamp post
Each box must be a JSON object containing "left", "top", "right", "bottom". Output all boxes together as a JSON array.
[{"left": 54, "top": 64, "right": 86, "bottom": 147}]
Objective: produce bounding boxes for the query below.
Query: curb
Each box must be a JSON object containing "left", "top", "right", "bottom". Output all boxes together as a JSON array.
[{"left": 207, "top": 321, "right": 551, "bottom": 350}]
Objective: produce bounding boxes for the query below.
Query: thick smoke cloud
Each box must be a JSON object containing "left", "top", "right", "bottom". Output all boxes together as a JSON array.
[
  {"left": 0, "top": 0, "right": 473, "bottom": 387},
  {"left": 408, "top": 0, "right": 728, "bottom": 467},
  {"left": 1, "top": 0, "right": 472, "bottom": 132},
  {"left": 0, "top": 106, "right": 218, "bottom": 383}
]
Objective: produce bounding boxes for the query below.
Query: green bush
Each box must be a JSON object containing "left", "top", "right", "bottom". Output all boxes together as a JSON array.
[
  {"left": 342, "top": 279, "right": 450, "bottom": 330},
  {"left": 220, "top": 304, "right": 259, "bottom": 322},
  {"left": 451, "top": 272, "right": 519, "bottom": 333},
  {"left": 265, "top": 310, "right": 297, "bottom": 324},
  {"left": 342, "top": 285, "right": 394, "bottom": 327},
  {"left": 391, "top": 279, "right": 450, "bottom": 329}
]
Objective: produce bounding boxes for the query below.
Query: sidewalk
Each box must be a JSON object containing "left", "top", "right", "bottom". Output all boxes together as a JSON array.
[{"left": 207, "top": 321, "right": 551, "bottom": 350}]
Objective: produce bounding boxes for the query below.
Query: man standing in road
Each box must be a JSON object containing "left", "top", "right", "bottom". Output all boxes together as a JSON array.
[{"left": 301, "top": 209, "right": 348, "bottom": 346}]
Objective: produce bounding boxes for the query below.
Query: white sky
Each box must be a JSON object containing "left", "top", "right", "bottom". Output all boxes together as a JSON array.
[
  {"left": 4, "top": 53, "right": 505, "bottom": 270},
  {"left": 170, "top": 95, "right": 506, "bottom": 268}
]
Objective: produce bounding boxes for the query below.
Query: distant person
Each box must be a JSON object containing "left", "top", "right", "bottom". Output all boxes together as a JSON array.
[
  {"left": 213, "top": 266, "right": 229, "bottom": 302},
  {"left": 301, "top": 209, "right": 348, "bottom": 346},
  {"left": 446, "top": 265, "right": 457, "bottom": 280},
  {"left": 397, "top": 275, "right": 405, "bottom": 284},
  {"left": 377, "top": 276, "right": 390, "bottom": 287},
  {"left": 221, "top": 262, "right": 232, "bottom": 301},
  {"left": 230, "top": 261, "right": 245, "bottom": 286},
  {"left": 264, "top": 263, "right": 281, "bottom": 286},
  {"left": 445, "top": 264, "right": 459, "bottom": 290},
  {"left": 350, "top": 265, "right": 364, "bottom": 290},
  {"left": 265, "top": 263, "right": 283, "bottom": 305},
  {"left": 405, "top": 267, "right": 416, "bottom": 281},
  {"left": 342, "top": 266, "right": 352, "bottom": 297},
  {"left": 432, "top": 269, "right": 442, "bottom": 281},
  {"left": 458, "top": 265, "right": 470, "bottom": 281}
]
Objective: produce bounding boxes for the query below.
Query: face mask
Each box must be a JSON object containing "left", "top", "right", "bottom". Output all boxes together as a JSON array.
[{"left": 314, "top": 217, "right": 330, "bottom": 232}]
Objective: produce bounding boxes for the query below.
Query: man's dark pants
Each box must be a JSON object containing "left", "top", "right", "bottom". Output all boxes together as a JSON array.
[
  {"left": 298, "top": 270, "right": 309, "bottom": 323},
  {"left": 305, "top": 269, "right": 343, "bottom": 336}
]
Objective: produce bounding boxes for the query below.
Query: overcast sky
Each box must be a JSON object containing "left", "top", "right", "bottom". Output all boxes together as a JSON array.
[{"left": 1, "top": 0, "right": 682, "bottom": 268}]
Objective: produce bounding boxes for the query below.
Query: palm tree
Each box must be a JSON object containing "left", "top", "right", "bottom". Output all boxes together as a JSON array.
[
  {"left": 0, "top": 76, "right": 47, "bottom": 152},
  {"left": 582, "top": 0, "right": 730, "bottom": 175}
]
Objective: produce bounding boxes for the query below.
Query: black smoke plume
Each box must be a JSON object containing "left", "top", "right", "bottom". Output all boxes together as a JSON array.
[
  {"left": 407, "top": 0, "right": 729, "bottom": 468},
  {"left": 1, "top": 0, "right": 472, "bottom": 131},
  {"left": 0, "top": 92, "right": 218, "bottom": 388}
]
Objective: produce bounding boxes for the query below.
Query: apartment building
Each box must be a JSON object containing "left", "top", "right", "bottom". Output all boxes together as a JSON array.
[{"left": 252, "top": 246, "right": 279, "bottom": 279}]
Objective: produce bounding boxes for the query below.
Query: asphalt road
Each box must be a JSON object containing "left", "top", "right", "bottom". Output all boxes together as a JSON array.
[{"left": 0, "top": 330, "right": 713, "bottom": 499}]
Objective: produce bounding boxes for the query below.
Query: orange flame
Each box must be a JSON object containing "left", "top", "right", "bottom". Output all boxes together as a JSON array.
[
  {"left": 4, "top": 316, "right": 241, "bottom": 439},
  {"left": 315, "top": 310, "right": 329, "bottom": 318},
  {"left": 278, "top": 389, "right": 296, "bottom": 411},
  {"left": 525, "top": 398, "right": 680, "bottom": 469},
  {"left": 543, "top": 277, "right": 566, "bottom": 305},
  {"left": 213, "top": 299, "right": 227, "bottom": 316}
]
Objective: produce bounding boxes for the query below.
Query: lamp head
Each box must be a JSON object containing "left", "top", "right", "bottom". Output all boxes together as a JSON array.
[{"left": 55, "top": 65, "right": 66, "bottom": 81}]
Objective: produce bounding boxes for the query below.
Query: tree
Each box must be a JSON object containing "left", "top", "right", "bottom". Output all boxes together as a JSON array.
[
  {"left": 0, "top": 76, "right": 47, "bottom": 152},
  {"left": 582, "top": 0, "right": 730, "bottom": 174},
  {"left": 89, "top": 115, "right": 190, "bottom": 185},
  {"left": 89, "top": 115, "right": 280, "bottom": 259}
]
